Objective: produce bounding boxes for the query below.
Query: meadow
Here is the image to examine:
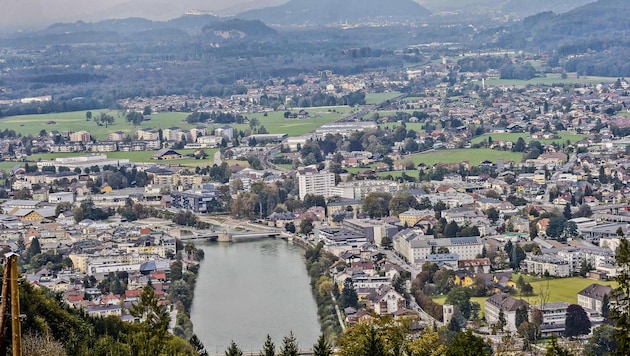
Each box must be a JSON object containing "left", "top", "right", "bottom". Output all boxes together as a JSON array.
[
  {"left": 364, "top": 92, "right": 403, "bottom": 105},
  {"left": 409, "top": 148, "right": 523, "bottom": 166},
  {"left": 431, "top": 275, "right": 617, "bottom": 318},
  {"left": 0, "top": 105, "right": 356, "bottom": 140},
  {"left": 485, "top": 73, "right": 617, "bottom": 87},
  {"left": 470, "top": 131, "right": 588, "bottom": 146}
]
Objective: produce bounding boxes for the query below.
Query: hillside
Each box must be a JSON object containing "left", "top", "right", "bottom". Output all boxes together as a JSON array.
[
  {"left": 237, "top": 0, "right": 431, "bottom": 26},
  {"left": 202, "top": 19, "right": 277, "bottom": 40},
  {"left": 502, "top": 0, "right": 597, "bottom": 17}
]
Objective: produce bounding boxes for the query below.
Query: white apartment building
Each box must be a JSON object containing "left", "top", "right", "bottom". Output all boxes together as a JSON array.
[
  {"left": 297, "top": 169, "right": 335, "bottom": 200},
  {"left": 522, "top": 254, "right": 571, "bottom": 277},
  {"left": 392, "top": 229, "right": 484, "bottom": 265}
]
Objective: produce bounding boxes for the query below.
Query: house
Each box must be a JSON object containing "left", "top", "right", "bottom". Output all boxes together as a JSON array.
[
  {"left": 485, "top": 293, "right": 529, "bottom": 332},
  {"left": 578, "top": 283, "right": 613, "bottom": 314},
  {"left": 366, "top": 285, "right": 406, "bottom": 315},
  {"left": 454, "top": 269, "right": 475, "bottom": 287},
  {"left": 458, "top": 258, "right": 491, "bottom": 274},
  {"left": 151, "top": 148, "right": 182, "bottom": 160}
]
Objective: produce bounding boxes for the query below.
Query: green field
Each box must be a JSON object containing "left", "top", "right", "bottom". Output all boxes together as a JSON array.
[
  {"left": 229, "top": 106, "right": 352, "bottom": 136},
  {"left": 0, "top": 162, "right": 18, "bottom": 172},
  {"left": 0, "top": 111, "right": 191, "bottom": 140},
  {"left": 0, "top": 106, "right": 355, "bottom": 140},
  {"left": 364, "top": 92, "right": 403, "bottom": 105},
  {"left": 431, "top": 275, "right": 617, "bottom": 318},
  {"left": 470, "top": 131, "right": 588, "bottom": 145},
  {"left": 485, "top": 73, "right": 617, "bottom": 87},
  {"left": 409, "top": 148, "right": 523, "bottom": 166}
]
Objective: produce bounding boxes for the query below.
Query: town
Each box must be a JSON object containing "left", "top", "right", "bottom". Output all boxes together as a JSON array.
[{"left": 0, "top": 49, "right": 628, "bottom": 354}]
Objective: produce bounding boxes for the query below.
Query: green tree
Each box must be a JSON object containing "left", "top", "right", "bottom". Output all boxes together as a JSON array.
[
  {"left": 612, "top": 236, "right": 630, "bottom": 355},
  {"left": 445, "top": 330, "right": 491, "bottom": 356},
  {"left": 515, "top": 305, "right": 528, "bottom": 329},
  {"left": 563, "top": 203, "right": 572, "bottom": 220},
  {"left": 585, "top": 325, "right": 617, "bottom": 356},
  {"left": 299, "top": 217, "right": 314, "bottom": 235},
  {"left": 446, "top": 287, "right": 472, "bottom": 320},
  {"left": 363, "top": 192, "right": 392, "bottom": 218},
  {"left": 260, "top": 334, "right": 276, "bottom": 356},
  {"left": 279, "top": 331, "right": 299, "bottom": 356},
  {"left": 545, "top": 335, "right": 570, "bottom": 356},
  {"left": 341, "top": 278, "right": 359, "bottom": 309},
  {"left": 226, "top": 341, "right": 243, "bottom": 356},
  {"left": 565, "top": 304, "right": 591, "bottom": 338},
  {"left": 312, "top": 334, "right": 333, "bottom": 356},
  {"left": 444, "top": 220, "right": 459, "bottom": 238},
  {"left": 485, "top": 207, "right": 499, "bottom": 223},
  {"left": 189, "top": 334, "right": 209, "bottom": 356}
]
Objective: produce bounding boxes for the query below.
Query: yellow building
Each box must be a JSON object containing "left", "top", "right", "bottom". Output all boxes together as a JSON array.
[{"left": 398, "top": 209, "right": 429, "bottom": 227}]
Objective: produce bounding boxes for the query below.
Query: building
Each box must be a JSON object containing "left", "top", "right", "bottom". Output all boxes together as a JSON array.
[
  {"left": 522, "top": 254, "right": 571, "bottom": 277},
  {"left": 214, "top": 126, "right": 234, "bottom": 140},
  {"left": 107, "top": 131, "right": 126, "bottom": 141},
  {"left": 535, "top": 302, "right": 570, "bottom": 337},
  {"left": 578, "top": 283, "right": 613, "bottom": 314},
  {"left": 151, "top": 148, "right": 182, "bottom": 160},
  {"left": 341, "top": 219, "right": 398, "bottom": 246},
  {"left": 70, "top": 130, "right": 91, "bottom": 142},
  {"left": 485, "top": 293, "right": 529, "bottom": 332},
  {"left": 136, "top": 128, "right": 160, "bottom": 141},
  {"left": 36, "top": 154, "right": 131, "bottom": 171},
  {"left": 366, "top": 285, "right": 406, "bottom": 315},
  {"left": 398, "top": 209, "right": 432, "bottom": 227},
  {"left": 170, "top": 189, "right": 219, "bottom": 213},
  {"left": 297, "top": 169, "right": 336, "bottom": 200},
  {"left": 392, "top": 229, "right": 484, "bottom": 265}
]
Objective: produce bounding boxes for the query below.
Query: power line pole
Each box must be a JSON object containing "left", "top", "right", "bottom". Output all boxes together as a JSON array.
[{"left": 0, "top": 253, "right": 22, "bottom": 356}]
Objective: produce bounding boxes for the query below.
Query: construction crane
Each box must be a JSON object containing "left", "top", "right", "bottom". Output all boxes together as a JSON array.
[{"left": 0, "top": 252, "right": 22, "bottom": 356}]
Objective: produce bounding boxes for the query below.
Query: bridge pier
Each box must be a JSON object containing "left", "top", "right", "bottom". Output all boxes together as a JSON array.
[{"left": 217, "top": 232, "right": 232, "bottom": 242}]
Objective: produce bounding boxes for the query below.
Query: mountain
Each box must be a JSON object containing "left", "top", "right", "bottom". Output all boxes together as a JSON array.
[
  {"left": 236, "top": 0, "right": 431, "bottom": 26},
  {"left": 202, "top": 19, "right": 277, "bottom": 40},
  {"left": 502, "top": 0, "right": 597, "bottom": 17}
]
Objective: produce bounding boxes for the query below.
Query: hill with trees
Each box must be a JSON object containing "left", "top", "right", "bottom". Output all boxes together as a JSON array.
[
  {"left": 502, "top": 0, "right": 596, "bottom": 17},
  {"left": 237, "top": 0, "right": 431, "bottom": 26}
]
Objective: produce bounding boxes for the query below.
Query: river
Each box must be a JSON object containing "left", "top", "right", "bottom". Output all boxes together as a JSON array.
[{"left": 190, "top": 238, "right": 320, "bottom": 354}]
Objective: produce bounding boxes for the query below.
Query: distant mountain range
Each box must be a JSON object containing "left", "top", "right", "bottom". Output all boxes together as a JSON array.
[
  {"left": 416, "top": 0, "right": 596, "bottom": 17},
  {"left": 236, "top": 0, "right": 431, "bottom": 26}
]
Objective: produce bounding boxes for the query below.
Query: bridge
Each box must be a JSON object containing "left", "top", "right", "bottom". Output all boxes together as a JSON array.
[{"left": 177, "top": 230, "right": 281, "bottom": 242}]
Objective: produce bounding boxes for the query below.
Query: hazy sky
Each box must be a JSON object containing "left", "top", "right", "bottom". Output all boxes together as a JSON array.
[{"left": 0, "top": 0, "right": 287, "bottom": 30}]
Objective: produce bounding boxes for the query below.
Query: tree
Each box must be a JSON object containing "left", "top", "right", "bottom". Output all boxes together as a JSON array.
[
  {"left": 565, "top": 304, "right": 591, "bottom": 338},
  {"left": 86, "top": 111, "right": 92, "bottom": 120},
  {"left": 299, "top": 217, "right": 314, "bottom": 235},
  {"left": 260, "top": 334, "right": 276, "bottom": 356},
  {"left": 485, "top": 207, "right": 499, "bottom": 223},
  {"left": 363, "top": 192, "right": 392, "bottom": 218},
  {"left": 611, "top": 236, "right": 630, "bottom": 355},
  {"left": 312, "top": 334, "right": 333, "bottom": 356},
  {"left": 189, "top": 334, "right": 209, "bottom": 356},
  {"left": 585, "top": 325, "right": 617, "bottom": 356},
  {"left": 279, "top": 331, "right": 299, "bottom": 356},
  {"left": 226, "top": 341, "right": 243, "bottom": 356},
  {"left": 341, "top": 278, "right": 359, "bottom": 309},
  {"left": 445, "top": 330, "right": 491, "bottom": 356},
  {"left": 515, "top": 305, "right": 529, "bottom": 329},
  {"left": 444, "top": 221, "right": 459, "bottom": 238},
  {"left": 545, "top": 335, "right": 570, "bottom": 356},
  {"left": 563, "top": 203, "right": 572, "bottom": 220},
  {"left": 445, "top": 287, "right": 472, "bottom": 320}
]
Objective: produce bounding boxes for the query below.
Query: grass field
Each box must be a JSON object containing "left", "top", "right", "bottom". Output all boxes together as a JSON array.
[
  {"left": 485, "top": 73, "right": 617, "bottom": 87},
  {"left": 431, "top": 275, "right": 618, "bottom": 318},
  {"left": 228, "top": 106, "right": 352, "bottom": 136},
  {"left": 0, "top": 106, "right": 355, "bottom": 140},
  {"left": 470, "top": 131, "right": 587, "bottom": 146},
  {"left": 0, "top": 111, "right": 191, "bottom": 140},
  {"left": 409, "top": 148, "right": 523, "bottom": 166},
  {"left": 0, "top": 162, "right": 18, "bottom": 172},
  {"left": 364, "top": 92, "right": 403, "bottom": 105}
]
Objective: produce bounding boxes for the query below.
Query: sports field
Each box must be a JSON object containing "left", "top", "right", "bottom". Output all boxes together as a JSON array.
[{"left": 364, "top": 92, "right": 403, "bottom": 105}]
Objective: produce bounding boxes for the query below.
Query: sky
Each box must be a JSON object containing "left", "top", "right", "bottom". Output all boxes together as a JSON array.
[{"left": 0, "top": 0, "right": 287, "bottom": 30}]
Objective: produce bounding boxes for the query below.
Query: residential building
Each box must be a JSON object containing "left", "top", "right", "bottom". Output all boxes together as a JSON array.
[
  {"left": 485, "top": 293, "right": 529, "bottom": 332},
  {"left": 522, "top": 254, "right": 571, "bottom": 277},
  {"left": 297, "top": 169, "right": 336, "bottom": 200},
  {"left": 70, "top": 130, "right": 91, "bottom": 142},
  {"left": 392, "top": 229, "right": 484, "bottom": 265},
  {"left": 578, "top": 283, "right": 613, "bottom": 314},
  {"left": 170, "top": 189, "right": 219, "bottom": 213},
  {"left": 535, "top": 302, "right": 570, "bottom": 337}
]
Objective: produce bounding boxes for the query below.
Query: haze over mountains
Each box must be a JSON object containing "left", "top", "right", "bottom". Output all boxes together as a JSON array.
[{"left": 0, "top": 0, "right": 601, "bottom": 30}]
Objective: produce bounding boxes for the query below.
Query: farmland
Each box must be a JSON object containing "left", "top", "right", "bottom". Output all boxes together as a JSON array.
[{"left": 485, "top": 73, "right": 617, "bottom": 87}]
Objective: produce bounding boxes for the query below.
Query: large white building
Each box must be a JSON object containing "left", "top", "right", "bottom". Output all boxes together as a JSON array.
[
  {"left": 522, "top": 254, "right": 571, "bottom": 277},
  {"left": 392, "top": 229, "right": 484, "bottom": 265},
  {"left": 297, "top": 168, "right": 336, "bottom": 200},
  {"left": 36, "top": 154, "right": 131, "bottom": 171}
]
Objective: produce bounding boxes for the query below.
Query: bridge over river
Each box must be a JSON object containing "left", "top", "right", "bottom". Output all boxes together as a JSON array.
[{"left": 178, "top": 230, "right": 282, "bottom": 242}]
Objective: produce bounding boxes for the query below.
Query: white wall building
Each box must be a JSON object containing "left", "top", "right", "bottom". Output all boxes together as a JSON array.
[{"left": 297, "top": 169, "right": 336, "bottom": 200}]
